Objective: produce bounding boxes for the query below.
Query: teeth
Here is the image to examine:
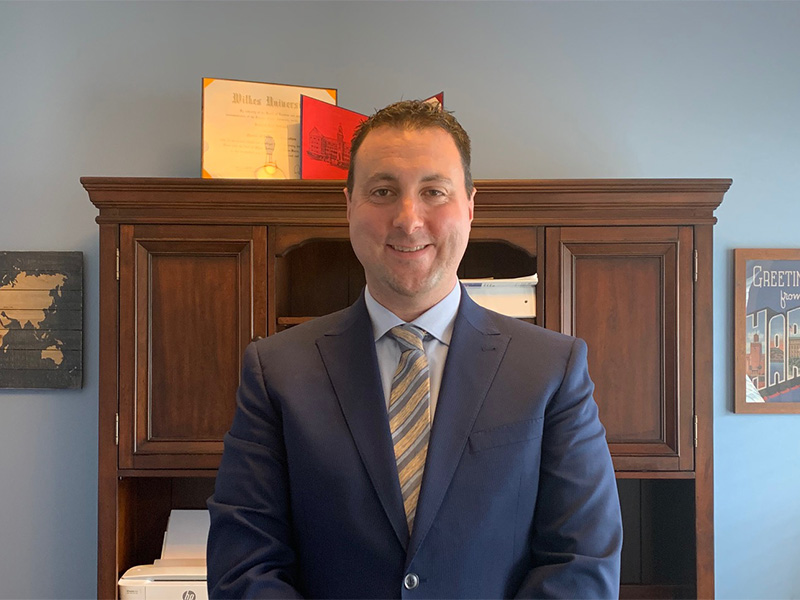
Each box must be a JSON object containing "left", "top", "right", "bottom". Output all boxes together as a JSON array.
[{"left": 392, "top": 245, "right": 426, "bottom": 252}]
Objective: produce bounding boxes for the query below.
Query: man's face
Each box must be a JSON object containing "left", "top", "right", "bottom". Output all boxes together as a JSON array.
[{"left": 345, "top": 126, "right": 475, "bottom": 320}]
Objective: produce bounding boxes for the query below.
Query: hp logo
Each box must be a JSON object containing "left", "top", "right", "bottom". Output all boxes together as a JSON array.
[{"left": 182, "top": 591, "right": 196, "bottom": 600}]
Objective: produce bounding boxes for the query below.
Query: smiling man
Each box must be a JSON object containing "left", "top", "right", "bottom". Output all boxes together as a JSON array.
[{"left": 207, "top": 100, "right": 623, "bottom": 599}]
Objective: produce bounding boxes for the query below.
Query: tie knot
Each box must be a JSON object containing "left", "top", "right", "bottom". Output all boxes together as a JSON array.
[{"left": 390, "top": 324, "right": 427, "bottom": 353}]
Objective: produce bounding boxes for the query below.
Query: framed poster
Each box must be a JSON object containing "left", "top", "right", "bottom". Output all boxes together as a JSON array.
[
  {"left": 202, "top": 78, "right": 337, "bottom": 179},
  {"left": 300, "top": 95, "right": 366, "bottom": 180},
  {"left": 734, "top": 248, "right": 800, "bottom": 413}
]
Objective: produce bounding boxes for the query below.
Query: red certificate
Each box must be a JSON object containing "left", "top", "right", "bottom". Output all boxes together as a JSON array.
[{"left": 300, "top": 96, "right": 367, "bottom": 180}]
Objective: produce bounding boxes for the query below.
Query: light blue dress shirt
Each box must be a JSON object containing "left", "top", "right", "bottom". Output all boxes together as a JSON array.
[{"left": 364, "top": 283, "right": 461, "bottom": 421}]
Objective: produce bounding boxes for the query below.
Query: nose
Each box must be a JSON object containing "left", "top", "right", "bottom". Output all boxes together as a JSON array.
[{"left": 392, "top": 196, "right": 424, "bottom": 234}]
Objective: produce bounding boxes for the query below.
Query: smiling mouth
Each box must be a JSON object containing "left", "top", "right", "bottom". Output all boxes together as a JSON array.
[{"left": 389, "top": 244, "right": 428, "bottom": 253}]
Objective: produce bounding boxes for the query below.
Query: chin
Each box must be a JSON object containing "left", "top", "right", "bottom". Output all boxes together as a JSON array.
[{"left": 388, "top": 275, "right": 442, "bottom": 301}]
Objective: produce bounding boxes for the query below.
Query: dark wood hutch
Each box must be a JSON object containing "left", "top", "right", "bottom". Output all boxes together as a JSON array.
[{"left": 84, "top": 177, "right": 729, "bottom": 599}]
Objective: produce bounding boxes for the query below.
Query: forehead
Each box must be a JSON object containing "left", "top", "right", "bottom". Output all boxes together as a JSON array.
[
  {"left": 360, "top": 125, "right": 457, "bottom": 149},
  {"left": 353, "top": 126, "right": 462, "bottom": 177}
]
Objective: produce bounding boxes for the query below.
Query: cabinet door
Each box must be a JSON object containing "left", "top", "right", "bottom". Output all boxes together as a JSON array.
[
  {"left": 119, "top": 224, "right": 267, "bottom": 470},
  {"left": 545, "top": 227, "right": 694, "bottom": 471}
]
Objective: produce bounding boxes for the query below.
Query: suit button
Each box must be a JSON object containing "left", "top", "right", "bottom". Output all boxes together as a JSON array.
[{"left": 403, "top": 573, "right": 419, "bottom": 590}]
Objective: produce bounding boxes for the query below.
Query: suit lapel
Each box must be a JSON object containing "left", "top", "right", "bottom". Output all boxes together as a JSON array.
[
  {"left": 407, "top": 291, "right": 510, "bottom": 561},
  {"left": 315, "top": 296, "right": 410, "bottom": 549}
]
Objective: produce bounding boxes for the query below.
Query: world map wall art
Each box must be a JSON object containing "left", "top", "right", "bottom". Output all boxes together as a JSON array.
[{"left": 0, "top": 252, "right": 82, "bottom": 389}]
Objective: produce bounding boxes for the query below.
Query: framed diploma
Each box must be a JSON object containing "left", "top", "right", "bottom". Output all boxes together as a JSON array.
[
  {"left": 202, "top": 78, "right": 337, "bottom": 179},
  {"left": 734, "top": 248, "right": 800, "bottom": 413}
]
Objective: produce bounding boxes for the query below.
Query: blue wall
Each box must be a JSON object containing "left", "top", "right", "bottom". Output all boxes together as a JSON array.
[{"left": 1, "top": 2, "right": 798, "bottom": 598}]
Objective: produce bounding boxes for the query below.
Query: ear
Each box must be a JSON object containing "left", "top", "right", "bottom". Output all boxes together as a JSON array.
[
  {"left": 467, "top": 187, "right": 476, "bottom": 223},
  {"left": 344, "top": 187, "right": 352, "bottom": 221}
]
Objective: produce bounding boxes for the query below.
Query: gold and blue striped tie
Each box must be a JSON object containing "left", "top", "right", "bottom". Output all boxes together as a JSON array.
[{"left": 388, "top": 324, "right": 431, "bottom": 534}]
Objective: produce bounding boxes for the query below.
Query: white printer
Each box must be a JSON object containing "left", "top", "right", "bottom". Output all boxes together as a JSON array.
[
  {"left": 119, "top": 510, "right": 209, "bottom": 600},
  {"left": 461, "top": 274, "right": 538, "bottom": 318}
]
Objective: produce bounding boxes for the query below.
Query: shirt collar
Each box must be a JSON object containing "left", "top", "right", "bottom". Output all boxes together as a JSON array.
[{"left": 365, "top": 283, "right": 461, "bottom": 346}]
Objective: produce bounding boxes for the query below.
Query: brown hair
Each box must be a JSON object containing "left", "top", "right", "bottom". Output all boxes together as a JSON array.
[{"left": 346, "top": 100, "right": 473, "bottom": 195}]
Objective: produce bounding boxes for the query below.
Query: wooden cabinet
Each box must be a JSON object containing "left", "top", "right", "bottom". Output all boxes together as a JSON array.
[{"left": 85, "top": 178, "right": 729, "bottom": 599}]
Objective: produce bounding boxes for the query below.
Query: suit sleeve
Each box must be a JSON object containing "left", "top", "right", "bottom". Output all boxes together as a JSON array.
[
  {"left": 515, "top": 337, "right": 623, "bottom": 599},
  {"left": 206, "top": 342, "right": 304, "bottom": 599}
]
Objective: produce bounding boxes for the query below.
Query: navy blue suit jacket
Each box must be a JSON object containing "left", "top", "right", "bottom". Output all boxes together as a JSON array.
[{"left": 207, "top": 289, "right": 622, "bottom": 599}]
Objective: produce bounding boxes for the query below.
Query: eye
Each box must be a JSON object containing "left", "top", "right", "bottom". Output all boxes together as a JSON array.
[
  {"left": 422, "top": 188, "right": 448, "bottom": 202},
  {"left": 368, "top": 187, "right": 396, "bottom": 203}
]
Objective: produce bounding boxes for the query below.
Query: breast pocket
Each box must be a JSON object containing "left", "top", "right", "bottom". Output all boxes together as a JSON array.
[{"left": 468, "top": 417, "right": 544, "bottom": 453}]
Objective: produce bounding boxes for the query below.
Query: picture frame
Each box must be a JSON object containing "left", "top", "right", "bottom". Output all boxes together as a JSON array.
[
  {"left": 201, "top": 78, "right": 337, "bottom": 179},
  {"left": 734, "top": 248, "right": 800, "bottom": 413},
  {"left": 0, "top": 251, "right": 83, "bottom": 389}
]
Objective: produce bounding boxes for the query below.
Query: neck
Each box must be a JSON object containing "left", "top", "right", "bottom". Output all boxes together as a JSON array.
[{"left": 368, "top": 281, "right": 457, "bottom": 323}]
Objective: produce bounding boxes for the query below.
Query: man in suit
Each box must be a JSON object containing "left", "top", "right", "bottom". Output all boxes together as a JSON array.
[{"left": 207, "top": 100, "right": 623, "bottom": 599}]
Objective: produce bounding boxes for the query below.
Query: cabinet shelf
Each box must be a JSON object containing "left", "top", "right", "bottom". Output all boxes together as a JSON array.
[
  {"left": 277, "top": 316, "right": 316, "bottom": 327},
  {"left": 118, "top": 469, "right": 219, "bottom": 478},
  {"left": 620, "top": 584, "right": 694, "bottom": 599}
]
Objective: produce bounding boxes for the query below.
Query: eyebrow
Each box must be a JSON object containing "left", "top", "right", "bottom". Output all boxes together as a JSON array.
[
  {"left": 421, "top": 174, "right": 455, "bottom": 185},
  {"left": 363, "top": 172, "right": 399, "bottom": 185},
  {"left": 362, "top": 173, "right": 455, "bottom": 186}
]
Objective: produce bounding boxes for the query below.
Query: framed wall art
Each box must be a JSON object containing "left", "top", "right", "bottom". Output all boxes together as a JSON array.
[
  {"left": 734, "top": 248, "right": 800, "bottom": 413},
  {"left": 0, "top": 251, "right": 82, "bottom": 389}
]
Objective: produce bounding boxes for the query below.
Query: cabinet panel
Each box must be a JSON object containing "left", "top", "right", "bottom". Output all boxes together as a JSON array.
[
  {"left": 119, "top": 224, "right": 267, "bottom": 469},
  {"left": 618, "top": 479, "right": 696, "bottom": 596},
  {"left": 546, "top": 226, "right": 694, "bottom": 471}
]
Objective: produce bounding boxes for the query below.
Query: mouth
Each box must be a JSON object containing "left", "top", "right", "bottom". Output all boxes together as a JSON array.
[{"left": 389, "top": 244, "right": 429, "bottom": 253}]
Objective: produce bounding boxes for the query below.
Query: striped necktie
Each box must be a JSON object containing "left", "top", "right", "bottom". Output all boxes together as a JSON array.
[{"left": 388, "top": 324, "right": 431, "bottom": 534}]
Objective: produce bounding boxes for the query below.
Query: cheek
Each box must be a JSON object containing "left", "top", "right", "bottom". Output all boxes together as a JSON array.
[
  {"left": 435, "top": 214, "right": 471, "bottom": 249},
  {"left": 353, "top": 217, "right": 381, "bottom": 243},
  {"left": 349, "top": 214, "right": 386, "bottom": 257}
]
